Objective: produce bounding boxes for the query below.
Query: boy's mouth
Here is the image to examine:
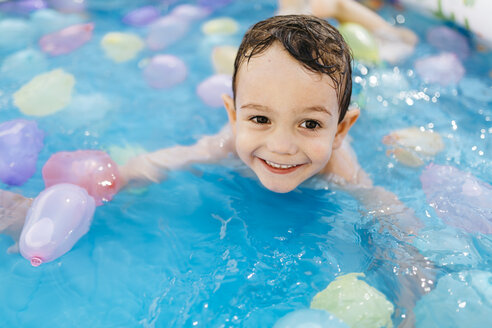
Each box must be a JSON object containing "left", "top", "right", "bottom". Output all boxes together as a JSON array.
[{"left": 260, "top": 158, "right": 303, "bottom": 174}]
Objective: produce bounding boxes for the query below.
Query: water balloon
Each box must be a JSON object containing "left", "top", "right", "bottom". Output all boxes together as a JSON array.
[
  {"left": 0, "top": 120, "right": 44, "bottom": 186},
  {"left": 19, "top": 183, "right": 95, "bottom": 266},
  {"left": 13, "top": 69, "right": 75, "bottom": 116},
  {"left": 42, "top": 150, "right": 122, "bottom": 206}
]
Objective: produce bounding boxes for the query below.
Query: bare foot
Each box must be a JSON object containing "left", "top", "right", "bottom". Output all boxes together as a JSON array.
[{"left": 0, "top": 190, "right": 32, "bottom": 252}]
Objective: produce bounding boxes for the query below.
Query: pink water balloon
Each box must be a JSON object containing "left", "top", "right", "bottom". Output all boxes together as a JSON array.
[
  {"left": 146, "top": 15, "right": 190, "bottom": 50},
  {"left": 19, "top": 183, "right": 95, "bottom": 266},
  {"left": 414, "top": 53, "right": 465, "bottom": 85},
  {"left": 39, "top": 23, "right": 94, "bottom": 56},
  {"left": 42, "top": 150, "right": 121, "bottom": 206},
  {"left": 197, "top": 74, "right": 233, "bottom": 107},
  {"left": 122, "top": 6, "right": 160, "bottom": 26},
  {"left": 420, "top": 163, "right": 492, "bottom": 234},
  {"left": 427, "top": 26, "right": 470, "bottom": 59},
  {"left": 143, "top": 55, "right": 187, "bottom": 88}
]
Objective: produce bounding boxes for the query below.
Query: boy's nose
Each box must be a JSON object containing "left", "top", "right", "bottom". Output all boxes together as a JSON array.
[{"left": 266, "top": 127, "right": 298, "bottom": 155}]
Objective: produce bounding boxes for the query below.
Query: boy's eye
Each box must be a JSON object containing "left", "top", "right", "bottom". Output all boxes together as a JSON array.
[
  {"left": 250, "top": 116, "right": 270, "bottom": 124},
  {"left": 300, "top": 120, "right": 321, "bottom": 129}
]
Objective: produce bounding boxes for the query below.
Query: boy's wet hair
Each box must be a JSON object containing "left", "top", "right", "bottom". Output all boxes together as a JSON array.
[{"left": 233, "top": 15, "right": 352, "bottom": 123}]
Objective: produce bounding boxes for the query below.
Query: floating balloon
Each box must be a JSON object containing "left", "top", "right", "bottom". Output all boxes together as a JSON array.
[
  {"left": 101, "top": 32, "right": 144, "bottom": 62},
  {"left": 170, "top": 4, "right": 210, "bottom": 22},
  {"left": 0, "top": 49, "right": 48, "bottom": 81},
  {"left": 338, "top": 23, "right": 379, "bottom": 64},
  {"left": 415, "top": 53, "right": 465, "bottom": 85},
  {"left": 274, "top": 309, "right": 348, "bottom": 328},
  {"left": 414, "top": 270, "right": 492, "bottom": 328},
  {"left": 47, "top": 0, "right": 86, "bottom": 13},
  {"left": 0, "top": 119, "right": 44, "bottom": 186},
  {"left": 31, "top": 9, "right": 85, "bottom": 35},
  {"left": 122, "top": 6, "right": 159, "bottom": 26},
  {"left": 19, "top": 183, "right": 95, "bottom": 266},
  {"left": 146, "top": 15, "right": 190, "bottom": 51},
  {"left": 39, "top": 23, "right": 94, "bottom": 56},
  {"left": 383, "top": 127, "right": 444, "bottom": 167},
  {"left": 198, "top": 0, "right": 233, "bottom": 11},
  {"left": 0, "top": 0, "right": 47, "bottom": 15},
  {"left": 42, "top": 150, "right": 122, "bottom": 206},
  {"left": 13, "top": 69, "right": 75, "bottom": 116},
  {"left": 143, "top": 55, "right": 187, "bottom": 89},
  {"left": 202, "top": 17, "right": 239, "bottom": 36},
  {"left": 212, "top": 45, "right": 237, "bottom": 75},
  {"left": 427, "top": 26, "right": 470, "bottom": 59},
  {"left": 311, "top": 273, "right": 394, "bottom": 328},
  {"left": 197, "top": 74, "right": 232, "bottom": 107},
  {"left": 420, "top": 163, "right": 492, "bottom": 234},
  {"left": 0, "top": 19, "right": 35, "bottom": 51}
]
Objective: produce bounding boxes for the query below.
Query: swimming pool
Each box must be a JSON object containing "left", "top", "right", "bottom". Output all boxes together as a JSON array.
[{"left": 1, "top": 0, "right": 491, "bottom": 327}]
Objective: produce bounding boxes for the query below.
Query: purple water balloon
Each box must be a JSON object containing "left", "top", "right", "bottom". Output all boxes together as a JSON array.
[
  {"left": 122, "top": 6, "right": 160, "bottom": 27},
  {"left": 0, "top": 0, "right": 47, "bottom": 15},
  {"left": 143, "top": 55, "right": 188, "bottom": 88},
  {"left": 427, "top": 26, "right": 470, "bottom": 59},
  {"left": 198, "top": 0, "right": 233, "bottom": 11},
  {"left": 146, "top": 15, "right": 190, "bottom": 51},
  {"left": 420, "top": 163, "right": 492, "bottom": 234},
  {"left": 415, "top": 53, "right": 465, "bottom": 85},
  {"left": 39, "top": 23, "right": 94, "bottom": 56},
  {"left": 19, "top": 183, "right": 96, "bottom": 266},
  {"left": 47, "top": 0, "right": 85, "bottom": 13},
  {"left": 170, "top": 4, "right": 210, "bottom": 22},
  {"left": 0, "top": 119, "right": 44, "bottom": 186},
  {"left": 197, "top": 74, "right": 233, "bottom": 108}
]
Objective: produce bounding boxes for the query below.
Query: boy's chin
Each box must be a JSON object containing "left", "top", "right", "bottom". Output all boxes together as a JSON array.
[{"left": 259, "top": 179, "right": 299, "bottom": 194}]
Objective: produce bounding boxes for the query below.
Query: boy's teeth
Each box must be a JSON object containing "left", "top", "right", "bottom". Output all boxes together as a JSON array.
[{"left": 265, "top": 160, "right": 297, "bottom": 169}]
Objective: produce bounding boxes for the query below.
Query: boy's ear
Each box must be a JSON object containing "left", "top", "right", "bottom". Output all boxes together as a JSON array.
[
  {"left": 222, "top": 94, "right": 237, "bottom": 133},
  {"left": 333, "top": 108, "right": 360, "bottom": 149}
]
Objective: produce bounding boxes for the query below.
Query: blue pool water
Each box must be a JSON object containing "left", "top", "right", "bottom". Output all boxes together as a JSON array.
[{"left": 1, "top": 0, "right": 491, "bottom": 327}]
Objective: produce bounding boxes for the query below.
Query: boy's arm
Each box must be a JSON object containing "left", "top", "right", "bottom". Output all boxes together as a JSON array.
[
  {"left": 325, "top": 140, "right": 435, "bottom": 327},
  {"left": 119, "top": 124, "right": 235, "bottom": 188},
  {"left": 0, "top": 190, "right": 32, "bottom": 253}
]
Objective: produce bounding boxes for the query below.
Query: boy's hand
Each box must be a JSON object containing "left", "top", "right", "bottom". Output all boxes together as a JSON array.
[{"left": 0, "top": 190, "right": 33, "bottom": 253}]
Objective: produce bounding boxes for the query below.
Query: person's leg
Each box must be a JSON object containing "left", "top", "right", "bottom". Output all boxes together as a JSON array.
[{"left": 311, "top": 0, "right": 417, "bottom": 45}]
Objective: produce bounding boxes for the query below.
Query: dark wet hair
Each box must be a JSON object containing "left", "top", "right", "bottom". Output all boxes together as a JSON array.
[{"left": 232, "top": 15, "right": 352, "bottom": 123}]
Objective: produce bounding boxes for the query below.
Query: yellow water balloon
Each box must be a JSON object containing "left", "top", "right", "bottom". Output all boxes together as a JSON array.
[
  {"left": 383, "top": 127, "right": 444, "bottom": 167},
  {"left": 202, "top": 17, "right": 239, "bottom": 36},
  {"left": 212, "top": 45, "right": 238, "bottom": 75},
  {"left": 13, "top": 68, "right": 75, "bottom": 116},
  {"left": 101, "top": 32, "right": 144, "bottom": 63},
  {"left": 311, "top": 273, "right": 394, "bottom": 328},
  {"left": 338, "top": 23, "right": 379, "bottom": 64}
]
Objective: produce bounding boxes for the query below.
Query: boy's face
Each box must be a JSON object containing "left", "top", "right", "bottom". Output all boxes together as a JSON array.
[{"left": 224, "top": 43, "right": 354, "bottom": 193}]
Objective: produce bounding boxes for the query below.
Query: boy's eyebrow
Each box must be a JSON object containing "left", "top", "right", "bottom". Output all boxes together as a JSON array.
[
  {"left": 240, "top": 103, "right": 332, "bottom": 116},
  {"left": 240, "top": 103, "right": 272, "bottom": 112},
  {"left": 301, "top": 106, "right": 332, "bottom": 116}
]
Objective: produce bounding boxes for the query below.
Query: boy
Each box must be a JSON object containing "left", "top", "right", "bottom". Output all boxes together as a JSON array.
[{"left": 119, "top": 15, "right": 434, "bottom": 326}]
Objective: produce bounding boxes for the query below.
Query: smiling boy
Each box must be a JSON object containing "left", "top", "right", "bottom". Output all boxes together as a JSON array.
[{"left": 121, "top": 15, "right": 370, "bottom": 193}]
